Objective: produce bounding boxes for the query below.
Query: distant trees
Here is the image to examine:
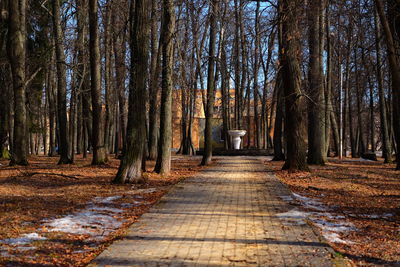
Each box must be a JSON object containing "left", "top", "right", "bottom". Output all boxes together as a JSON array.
[{"left": 1, "top": 0, "right": 399, "bottom": 173}]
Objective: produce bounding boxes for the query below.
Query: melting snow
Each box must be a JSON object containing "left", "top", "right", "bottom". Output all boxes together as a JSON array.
[
  {"left": 292, "top": 193, "right": 328, "bottom": 211},
  {"left": 44, "top": 195, "right": 127, "bottom": 239},
  {"left": 93, "top": 196, "right": 122, "bottom": 203},
  {"left": 322, "top": 232, "right": 354, "bottom": 244},
  {"left": 278, "top": 195, "right": 294, "bottom": 202},
  {"left": 0, "top": 193, "right": 151, "bottom": 261},
  {"left": 276, "top": 209, "right": 308, "bottom": 225},
  {"left": 3, "top": 233, "right": 46, "bottom": 246},
  {"left": 276, "top": 209, "right": 308, "bottom": 220},
  {"left": 277, "top": 192, "right": 356, "bottom": 244}
]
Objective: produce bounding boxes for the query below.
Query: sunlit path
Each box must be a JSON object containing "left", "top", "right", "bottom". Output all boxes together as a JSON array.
[{"left": 89, "top": 157, "right": 337, "bottom": 266}]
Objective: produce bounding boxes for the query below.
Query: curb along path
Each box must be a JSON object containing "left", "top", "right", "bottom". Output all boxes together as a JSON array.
[{"left": 90, "top": 157, "right": 335, "bottom": 266}]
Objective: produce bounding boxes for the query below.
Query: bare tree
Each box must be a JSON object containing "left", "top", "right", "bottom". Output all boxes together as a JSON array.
[
  {"left": 155, "top": 0, "right": 176, "bottom": 174},
  {"left": 8, "top": 0, "right": 28, "bottom": 166},
  {"left": 201, "top": 0, "right": 218, "bottom": 166},
  {"left": 280, "top": 0, "right": 309, "bottom": 171},
  {"left": 89, "top": 0, "right": 107, "bottom": 165},
  {"left": 375, "top": 0, "right": 400, "bottom": 170},
  {"left": 114, "top": 0, "right": 151, "bottom": 183}
]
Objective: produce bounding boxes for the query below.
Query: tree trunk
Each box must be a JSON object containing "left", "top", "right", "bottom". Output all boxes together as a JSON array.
[
  {"left": 8, "top": 0, "right": 28, "bottom": 166},
  {"left": 104, "top": 2, "right": 113, "bottom": 155},
  {"left": 148, "top": 0, "right": 161, "bottom": 160},
  {"left": 307, "top": 0, "right": 326, "bottom": 165},
  {"left": 89, "top": 0, "right": 107, "bottom": 165},
  {"left": 280, "top": 0, "right": 309, "bottom": 171},
  {"left": 354, "top": 45, "right": 366, "bottom": 156},
  {"left": 272, "top": 70, "right": 285, "bottom": 161},
  {"left": 220, "top": 3, "right": 231, "bottom": 150},
  {"left": 112, "top": 6, "right": 127, "bottom": 158},
  {"left": 154, "top": 0, "right": 175, "bottom": 174},
  {"left": 52, "top": 0, "right": 71, "bottom": 164},
  {"left": 201, "top": 0, "right": 218, "bottom": 166},
  {"left": 253, "top": 0, "right": 261, "bottom": 149},
  {"left": 375, "top": 0, "right": 400, "bottom": 169},
  {"left": 233, "top": 0, "right": 241, "bottom": 130},
  {"left": 374, "top": 8, "right": 392, "bottom": 162},
  {"left": 114, "top": 0, "right": 150, "bottom": 184},
  {"left": 261, "top": 27, "right": 276, "bottom": 149},
  {"left": 325, "top": 2, "right": 332, "bottom": 156}
]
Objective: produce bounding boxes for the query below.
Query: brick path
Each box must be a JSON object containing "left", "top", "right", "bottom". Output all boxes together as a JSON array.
[{"left": 89, "top": 157, "right": 335, "bottom": 266}]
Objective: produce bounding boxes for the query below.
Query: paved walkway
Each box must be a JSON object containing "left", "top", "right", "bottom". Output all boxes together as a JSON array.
[{"left": 90, "top": 157, "right": 335, "bottom": 266}]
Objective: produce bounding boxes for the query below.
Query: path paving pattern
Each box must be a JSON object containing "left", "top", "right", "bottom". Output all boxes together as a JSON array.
[{"left": 90, "top": 157, "right": 335, "bottom": 266}]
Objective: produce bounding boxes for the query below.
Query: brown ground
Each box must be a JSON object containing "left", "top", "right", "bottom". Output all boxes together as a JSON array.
[
  {"left": 0, "top": 154, "right": 208, "bottom": 266},
  {"left": 266, "top": 158, "right": 400, "bottom": 266}
]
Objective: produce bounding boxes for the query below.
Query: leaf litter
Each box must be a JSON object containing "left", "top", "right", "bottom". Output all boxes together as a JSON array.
[
  {"left": 0, "top": 154, "right": 207, "bottom": 266},
  {"left": 267, "top": 158, "right": 400, "bottom": 266}
]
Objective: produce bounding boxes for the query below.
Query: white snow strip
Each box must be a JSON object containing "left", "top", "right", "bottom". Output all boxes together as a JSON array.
[
  {"left": 353, "top": 213, "right": 394, "bottom": 219},
  {"left": 276, "top": 209, "right": 308, "bottom": 220},
  {"left": 292, "top": 193, "right": 328, "bottom": 211},
  {"left": 3, "top": 233, "right": 46, "bottom": 246},
  {"left": 279, "top": 195, "right": 294, "bottom": 202},
  {"left": 322, "top": 232, "right": 354, "bottom": 244},
  {"left": 44, "top": 209, "right": 123, "bottom": 238},
  {"left": 93, "top": 196, "right": 122, "bottom": 204},
  {"left": 278, "top": 193, "right": 357, "bottom": 244},
  {"left": 310, "top": 218, "right": 355, "bottom": 233},
  {"left": 276, "top": 209, "right": 308, "bottom": 225}
]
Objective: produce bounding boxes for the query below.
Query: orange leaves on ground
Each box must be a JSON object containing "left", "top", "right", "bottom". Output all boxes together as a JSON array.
[
  {"left": 267, "top": 158, "right": 400, "bottom": 266},
  {"left": 0, "top": 154, "right": 205, "bottom": 266}
]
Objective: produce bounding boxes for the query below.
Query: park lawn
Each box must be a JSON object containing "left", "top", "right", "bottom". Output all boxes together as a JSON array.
[
  {"left": 267, "top": 158, "right": 400, "bottom": 266},
  {"left": 0, "top": 154, "right": 206, "bottom": 266}
]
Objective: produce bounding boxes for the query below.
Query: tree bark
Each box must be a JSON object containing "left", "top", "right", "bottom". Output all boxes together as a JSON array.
[
  {"left": 148, "top": 0, "right": 161, "bottom": 160},
  {"left": 8, "top": 0, "right": 28, "bottom": 165},
  {"left": 89, "top": 0, "right": 107, "bottom": 165},
  {"left": 201, "top": 0, "right": 218, "bottom": 166},
  {"left": 52, "top": 0, "right": 72, "bottom": 164},
  {"left": 154, "top": 0, "right": 175, "bottom": 174},
  {"left": 374, "top": 8, "right": 392, "bottom": 162},
  {"left": 114, "top": 0, "right": 150, "bottom": 183},
  {"left": 307, "top": 0, "right": 326, "bottom": 165},
  {"left": 280, "top": 0, "right": 309, "bottom": 171},
  {"left": 112, "top": 4, "right": 127, "bottom": 158},
  {"left": 253, "top": 0, "right": 261, "bottom": 149}
]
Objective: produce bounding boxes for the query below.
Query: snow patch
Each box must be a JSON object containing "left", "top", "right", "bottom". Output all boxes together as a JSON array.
[
  {"left": 322, "top": 232, "right": 354, "bottom": 244},
  {"left": 292, "top": 193, "right": 327, "bottom": 211},
  {"left": 87, "top": 206, "right": 123, "bottom": 213},
  {"left": 3, "top": 233, "right": 46, "bottom": 246},
  {"left": 278, "top": 192, "right": 356, "bottom": 244},
  {"left": 276, "top": 209, "right": 308, "bottom": 225},
  {"left": 278, "top": 195, "right": 294, "bottom": 202},
  {"left": 349, "top": 213, "right": 394, "bottom": 219},
  {"left": 276, "top": 209, "right": 308, "bottom": 219},
  {"left": 44, "top": 195, "right": 126, "bottom": 239},
  {"left": 310, "top": 218, "right": 355, "bottom": 233},
  {"left": 93, "top": 196, "right": 122, "bottom": 204}
]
